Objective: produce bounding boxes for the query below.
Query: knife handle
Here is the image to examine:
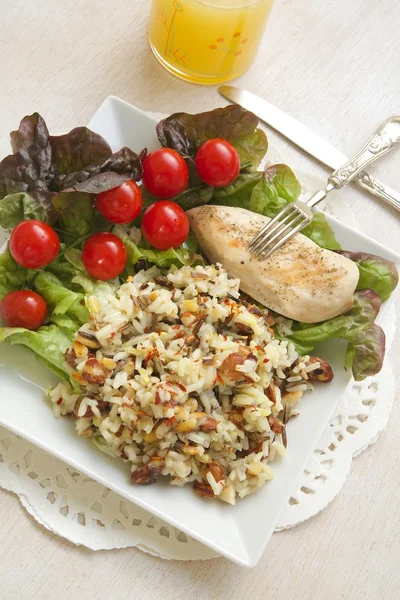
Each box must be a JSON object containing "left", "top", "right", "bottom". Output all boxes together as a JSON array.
[
  {"left": 328, "top": 115, "right": 400, "bottom": 189},
  {"left": 356, "top": 171, "right": 400, "bottom": 213}
]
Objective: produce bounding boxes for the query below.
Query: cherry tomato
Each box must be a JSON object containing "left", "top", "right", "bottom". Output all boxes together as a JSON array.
[
  {"left": 141, "top": 200, "right": 189, "bottom": 250},
  {"left": 81, "top": 233, "right": 127, "bottom": 281},
  {"left": 1, "top": 290, "right": 47, "bottom": 330},
  {"left": 96, "top": 180, "right": 143, "bottom": 224},
  {"left": 142, "top": 148, "right": 189, "bottom": 199},
  {"left": 10, "top": 220, "right": 60, "bottom": 269},
  {"left": 195, "top": 139, "right": 241, "bottom": 187}
]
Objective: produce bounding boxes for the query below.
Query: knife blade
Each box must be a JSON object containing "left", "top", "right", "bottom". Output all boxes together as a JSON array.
[{"left": 219, "top": 85, "right": 400, "bottom": 213}]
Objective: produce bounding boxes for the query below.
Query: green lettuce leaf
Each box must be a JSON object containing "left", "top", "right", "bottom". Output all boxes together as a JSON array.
[
  {"left": 302, "top": 212, "right": 341, "bottom": 250},
  {"left": 249, "top": 164, "right": 301, "bottom": 217},
  {"left": 212, "top": 173, "right": 262, "bottom": 206},
  {"left": 283, "top": 289, "right": 384, "bottom": 381},
  {"left": 0, "top": 324, "right": 72, "bottom": 381},
  {"left": 140, "top": 243, "right": 198, "bottom": 269},
  {"left": 112, "top": 225, "right": 144, "bottom": 265},
  {"left": 44, "top": 250, "right": 81, "bottom": 288},
  {"left": 0, "top": 192, "right": 48, "bottom": 228},
  {"left": 52, "top": 192, "right": 95, "bottom": 239},
  {"left": 157, "top": 105, "right": 268, "bottom": 169},
  {"left": 339, "top": 251, "right": 398, "bottom": 301},
  {"left": 34, "top": 271, "right": 88, "bottom": 327},
  {"left": 113, "top": 225, "right": 199, "bottom": 270},
  {"left": 72, "top": 272, "right": 117, "bottom": 302},
  {"left": 238, "top": 166, "right": 340, "bottom": 249},
  {"left": 170, "top": 185, "right": 214, "bottom": 211},
  {"left": 64, "top": 248, "right": 85, "bottom": 271},
  {"left": 0, "top": 249, "right": 27, "bottom": 301},
  {"left": 141, "top": 184, "right": 214, "bottom": 212}
]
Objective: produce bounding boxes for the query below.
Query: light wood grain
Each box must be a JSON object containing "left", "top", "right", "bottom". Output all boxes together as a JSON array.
[{"left": 0, "top": 1, "right": 399, "bottom": 598}]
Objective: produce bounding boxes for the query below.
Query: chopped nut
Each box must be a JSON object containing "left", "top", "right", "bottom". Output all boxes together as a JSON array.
[
  {"left": 82, "top": 358, "right": 108, "bottom": 385},
  {"left": 219, "top": 485, "right": 236, "bottom": 505},
  {"left": 248, "top": 305, "right": 263, "bottom": 318},
  {"left": 102, "top": 357, "right": 116, "bottom": 370},
  {"left": 307, "top": 357, "right": 334, "bottom": 383},
  {"left": 175, "top": 418, "right": 197, "bottom": 433},
  {"left": 202, "top": 357, "right": 215, "bottom": 366},
  {"left": 73, "top": 397, "right": 92, "bottom": 419},
  {"left": 197, "top": 453, "right": 210, "bottom": 463},
  {"left": 193, "top": 480, "right": 215, "bottom": 499},
  {"left": 143, "top": 430, "right": 158, "bottom": 444},
  {"left": 65, "top": 347, "right": 78, "bottom": 367},
  {"left": 182, "top": 445, "right": 202, "bottom": 455},
  {"left": 73, "top": 341, "right": 88, "bottom": 359},
  {"left": 237, "top": 345, "right": 253, "bottom": 358},
  {"left": 131, "top": 461, "right": 165, "bottom": 485},
  {"left": 200, "top": 418, "right": 218, "bottom": 432},
  {"left": 71, "top": 371, "right": 85, "bottom": 385},
  {"left": 236, "top": 322, "right": 253, "bottom": 335},
  {"left": 219, "top": 353, "right": 245, "bottom": 381},
  {"left": 282, "top": 390, "right": 303, "bottom": 405},
  {"left": 247, "top": 461, "right": 263, "bottom": 476},
  {"left": 204, "top": 461, "right": 225, "bottom": 483},
  {"left": 182, "top": 299, "right": 198, "bottom": 313},
  {"left": 80, "top": 426, "right": 94, "bottom": 439},
  {"left": 264, "top": 313, "right": 275, "bottom": 327},
  {"left": 191, "top": 412, "right": 207, "bottom": 420},
  {"left": 245, "top": 432, "right": 268, "bottom": 455}
]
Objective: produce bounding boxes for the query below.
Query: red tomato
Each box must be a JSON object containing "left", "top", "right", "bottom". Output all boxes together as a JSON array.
[
  {"left": 1, "top": 290, "right": 47, "bottom": 330},
  {"left": 96, "top": 180, "right": 143, "bottom": 224},
  {"left": 195, "top": 139, "right": 240, "bottom": 187},
  {"left": 142, "top": 148, "right": 189, "bottom": 199},
  {"left": 141, "top": 200, "right": 189, "bottom": 250},
  {"left": 81, "top": 233, "right": 127, "bottom": 281},
  {"left": 10, "top": 220, "right": 60, "bottom": 269}
]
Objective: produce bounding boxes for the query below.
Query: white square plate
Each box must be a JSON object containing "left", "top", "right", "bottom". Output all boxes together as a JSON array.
[{"left": 0, "top": 96, "right": 399, "bottom": 567}]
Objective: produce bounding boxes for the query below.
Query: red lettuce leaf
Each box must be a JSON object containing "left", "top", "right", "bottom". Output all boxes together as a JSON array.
[
  {"left": 156, "top": 105, "right": 268, "bottom": 169},
  {"left": 0, "top": 113, "right": 142, "bottom": 220},
  {"left": 284, "top": 289, "right": 385, "bottom": 381}
]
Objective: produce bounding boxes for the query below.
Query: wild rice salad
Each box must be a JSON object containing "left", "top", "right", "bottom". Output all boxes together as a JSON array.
[{"left": 49, "top": 263, "right": 333, "bottom": 505}]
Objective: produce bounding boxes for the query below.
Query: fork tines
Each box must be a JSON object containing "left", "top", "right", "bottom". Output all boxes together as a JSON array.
[{"left": 247, "top": 203, "right": 312, "bottom": 258}]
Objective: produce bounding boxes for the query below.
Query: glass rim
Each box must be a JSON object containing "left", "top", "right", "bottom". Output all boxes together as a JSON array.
[{"left": 196, "top": 0, "right": 268, "bottom": 8}]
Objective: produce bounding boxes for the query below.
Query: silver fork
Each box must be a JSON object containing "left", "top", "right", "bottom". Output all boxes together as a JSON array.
[{"left": 248, "top": 115, "right": 400, "bottom": 258}]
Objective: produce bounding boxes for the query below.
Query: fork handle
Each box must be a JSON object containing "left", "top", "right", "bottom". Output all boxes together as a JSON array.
[{"left": 328, "top": 116, "right": 400, "bottom": 189}]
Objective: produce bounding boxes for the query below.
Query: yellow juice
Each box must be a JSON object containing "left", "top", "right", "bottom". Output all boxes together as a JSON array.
[{"left": 148, "top": 0, "right": 274, "bottom": 84}]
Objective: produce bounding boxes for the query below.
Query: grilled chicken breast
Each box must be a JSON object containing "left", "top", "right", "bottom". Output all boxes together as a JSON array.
[{"left": 187, "top": 205, "right": 359, "bottom": 323}]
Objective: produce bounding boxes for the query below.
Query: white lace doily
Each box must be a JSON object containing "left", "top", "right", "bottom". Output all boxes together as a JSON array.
[{"left": 0, "top": 123, "right": 397, "bottom": 561}]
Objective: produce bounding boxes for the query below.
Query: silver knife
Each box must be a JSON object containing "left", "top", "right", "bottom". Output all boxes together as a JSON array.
[{"left": 219, "top": 85, "right": 400, "bottom": 213}]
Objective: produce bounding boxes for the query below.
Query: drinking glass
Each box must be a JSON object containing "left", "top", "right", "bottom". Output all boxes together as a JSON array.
[{"left": 148, "top": 0, "right": 274, "bottom": 85}]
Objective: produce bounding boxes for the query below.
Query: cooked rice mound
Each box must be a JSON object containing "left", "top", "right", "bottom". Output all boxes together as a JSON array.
[{"left": 49, "top": 263, "right": 323, "bottom": 504}]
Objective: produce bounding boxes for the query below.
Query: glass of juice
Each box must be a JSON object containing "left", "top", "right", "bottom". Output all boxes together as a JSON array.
[{"left": 148, "top": 0, "right": 274, "bottom": 85}]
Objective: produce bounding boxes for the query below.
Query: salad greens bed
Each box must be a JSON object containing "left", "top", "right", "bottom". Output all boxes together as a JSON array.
[{"left": 0, "top": 106, "right": 398, "bottom": 383}]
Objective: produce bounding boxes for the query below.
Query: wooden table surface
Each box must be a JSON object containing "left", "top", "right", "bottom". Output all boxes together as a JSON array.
[{"left": 0, "top": 1, "right": 399, "bottom": 598}]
